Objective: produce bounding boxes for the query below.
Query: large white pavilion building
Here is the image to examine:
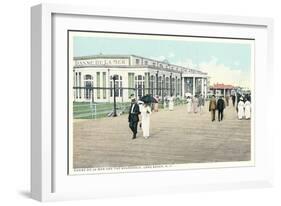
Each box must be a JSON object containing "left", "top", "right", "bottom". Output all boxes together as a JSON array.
[{"left": 72, "top": 54, "right": 209, "bottom": 102}]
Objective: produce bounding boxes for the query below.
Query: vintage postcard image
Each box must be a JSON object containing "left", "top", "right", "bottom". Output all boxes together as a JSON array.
[{"left": 68, "top": 31, "right": 254, "bottom": 175}]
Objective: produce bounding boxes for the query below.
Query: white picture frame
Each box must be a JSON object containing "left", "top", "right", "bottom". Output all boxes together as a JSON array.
[{"left": 31, "top": 3, "right": 274, "bottom": 202}]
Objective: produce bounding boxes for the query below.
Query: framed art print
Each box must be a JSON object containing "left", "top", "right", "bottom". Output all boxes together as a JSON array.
[{"left": 31, "top": 3, "right": 274, "bottom": 201}]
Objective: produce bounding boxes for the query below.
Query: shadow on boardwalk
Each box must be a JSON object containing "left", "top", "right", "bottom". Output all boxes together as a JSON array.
[{"left": 73, "top": 103, "right": 251, "bottom": 168}]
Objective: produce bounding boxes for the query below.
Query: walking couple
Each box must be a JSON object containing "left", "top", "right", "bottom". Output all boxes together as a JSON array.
[
  {"left": 209, "top": 95, "right": 225, "bottom": 122},
  {"left": 128, "top": 98, "right": 151, "bottom": 139}
]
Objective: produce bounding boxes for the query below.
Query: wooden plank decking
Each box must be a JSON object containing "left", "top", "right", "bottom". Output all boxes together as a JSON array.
[{"left": 73, "top": 102, "right": 251, "bottom": 168}]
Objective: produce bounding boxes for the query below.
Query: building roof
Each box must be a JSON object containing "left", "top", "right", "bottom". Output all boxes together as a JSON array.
[
  {"left": 210, "top": 83, "right": 234, "bottom": 89},
  {"left": 74, "top": 54, "right": 208, "bottom": 76}
]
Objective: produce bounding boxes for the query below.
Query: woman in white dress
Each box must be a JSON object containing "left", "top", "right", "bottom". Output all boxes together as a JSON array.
[
  {"left": 237, "top": 97, "right": 245, "bottom": 120},
  {"left": 192, "top": 96, "right": 199, "bottom": 113},
  {"left": 164, "top": 96, "right": 168, "bottom": 110},
  {"left": 186, "top": 96, "right": 192, "bottom": 113},
  {"left": 141, "top": 103, "right": 151, "bottom": 139},
  {"left": 168, "top": 96, "right": 174, "bottom": 111},
  {"left": 244, "top": 99, "right": 251, "bottom": 119}
]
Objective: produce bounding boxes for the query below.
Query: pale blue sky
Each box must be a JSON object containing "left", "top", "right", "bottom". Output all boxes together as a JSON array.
[{"left": 73, "top": 33, "right": 253, "bottom": 87}]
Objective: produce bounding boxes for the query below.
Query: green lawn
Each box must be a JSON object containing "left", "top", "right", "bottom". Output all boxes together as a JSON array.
[
  {"left": 73, "top": 102, "right": 131, "bottom": 119},
  {"left": 73, "top": 99, "right": 185, "bottom": 119}
]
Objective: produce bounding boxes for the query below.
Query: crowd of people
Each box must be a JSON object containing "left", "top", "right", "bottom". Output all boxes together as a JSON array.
[
  {"left": 128, "top": 94, "right": 178, "bottom": 140},
  {"left": 208, "top": 94, "right": 251, "bottom": 122},
  {"left": 163, "top": 95, "right": 182, "bottom": 111},
  {"left": 236, "top": 94, "right": 251, "bottom": 120},
  {"left": 186, "top": 94, "right": 205, "bottom": 114},
  {"left": 128, "top": 92, "right": 251, "bottom": 140}
]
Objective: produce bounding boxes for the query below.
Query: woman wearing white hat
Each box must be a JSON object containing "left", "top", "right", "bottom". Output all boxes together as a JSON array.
[{"left": 237, "top": 97, "right": 245, "bottom": 120}]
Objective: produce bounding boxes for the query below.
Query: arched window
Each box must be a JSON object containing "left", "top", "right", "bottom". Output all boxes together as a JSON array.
[
  {"left": 158, "top": 76, "right": 162, "bottom": 96},
  {"left": 177, "top": 77, "right": 181, "bottom": 96},
  {"left": 172, "top": 78, "right": 175, "bottom": 96},
  {"left": 110, "top": 75, "right": 123, "bottom": 97},
  {"left": 196, "top": 78, "right": 202, "bottom": 95},
  {"left": 185, "top": 77, "right": 193, "bottom": 94},
  {"left": 165, "top": 77, "right": 169, "bottom": 95},
  {"left": 135, "top": 75, "right": 144, "bottom": 98},
  {"left": 74, "top": 72, "right": 78, "bottom": 99},
  {"left": 84, "top": 75, "right": 93, "bottom": 100},
  {"left": 150, "top": 75, "right": 155, "bottom": 95}
]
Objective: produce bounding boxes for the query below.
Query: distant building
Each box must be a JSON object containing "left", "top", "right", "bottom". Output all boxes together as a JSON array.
[
  {"left": 209, "top": 83, "right": 235, "bottom": 97},
  {"left": 73, "top": 54, "right": 209, "bottom": 102}
]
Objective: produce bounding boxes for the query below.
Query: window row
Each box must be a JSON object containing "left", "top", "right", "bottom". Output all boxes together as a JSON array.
[{"left": 74, "top": 73, "right": 182, "bottom": 99}]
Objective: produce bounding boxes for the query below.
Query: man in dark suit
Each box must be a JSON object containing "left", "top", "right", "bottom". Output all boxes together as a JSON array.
[
  {"left": 128, "top": 98, "right": 140, "bottom": 139},
  {"left": 232, "top": 94, "right": 236, "bottom": 107},
  {"left": 225, "top": 95, "right": 229, "bottom": 106},
  {"left": 217, "top": 96, "right": 226, "bottom": 121}
]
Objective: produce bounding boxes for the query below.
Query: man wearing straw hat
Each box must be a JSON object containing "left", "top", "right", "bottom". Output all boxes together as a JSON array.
[{"left": 209, "top": 95, "right": 217, "bottom": 121}]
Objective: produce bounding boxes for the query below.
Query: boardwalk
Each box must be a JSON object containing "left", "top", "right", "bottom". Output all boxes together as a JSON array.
[{"left": 73, "top": 102, "right": 251, "bottom": 169}]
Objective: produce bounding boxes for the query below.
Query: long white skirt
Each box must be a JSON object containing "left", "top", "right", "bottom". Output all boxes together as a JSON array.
[
  {"left": 193, "top": 104, "right": 198, "bottom": 113},
  {"left": 169, "top": 101, "right": 174, "bottom": 110},
  {"left": 238, "top": 106, "right": 244, "bottom": 119},
  {"left": 245, "top": 105, "right": 251, "bottom": 119},
  {"left": 164, "top": 101, "right": 167, "bottom": 109},
  {"left": 187, "top": 103, "right": 192, "bottom": 113},
  {"left": 142, "top": 116, "right": 150, "bottom": 137},
  {"left": 199, "top": 105, "right": 204, "bottom": 113}
]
